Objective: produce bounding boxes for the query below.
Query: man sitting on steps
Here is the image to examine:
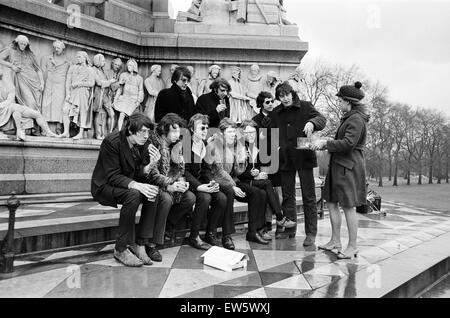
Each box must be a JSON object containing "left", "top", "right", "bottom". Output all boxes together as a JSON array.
[{"left": 91, "top": 112, "right": 161, "bottom": 267}]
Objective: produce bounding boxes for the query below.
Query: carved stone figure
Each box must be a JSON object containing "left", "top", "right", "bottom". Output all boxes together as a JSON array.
[
  {"left": 41, "top": 40, "right": 71, "bottom": 134},
  {"left": 261, "top": 71, "right": 281, "bottom": 97},
  {"left": 62, "top": 51, "right": 95, "bottom": 140},
  {"left": 198, "top": 64, "right": 221, "bottom": 96},
  {"left": 144, "top": 64, "right": 165, "bottom": 122},
  {"left": 245, "top": 64, "right": 263, "bottom": 114},
  {"left": 92, "top": 54, "right": 116, "bottom": 140},
  {"left": 187, "top": 65, "right": 199, "bottom": 103},
  {"left": 229, "top": 66, "right": 253, "bottom": 123},
  {"left": 165, "top": 64, "right": 179, "bottom": 89},
  {"left": 0, "top": 35, "right": 44, "bottom": 133},
  {"left": 278, "top": 0, "right": 293, "bottom": 25},
  {"left": 113, "top": 59, "right": 144, "bottom": 131},
  {"left": 178, "top": 0, "right": 203, "bottom": 22},
  {"left": 287, "top": 65, "right": 305, "bottom": 99},
  {"left": 230, "top": 0, "right": 280, "bottom": 25},
  {"left": 0, "top": 71, "right": 58, "bottom": 140}
]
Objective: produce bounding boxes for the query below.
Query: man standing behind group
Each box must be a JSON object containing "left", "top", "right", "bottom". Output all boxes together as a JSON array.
[
  {"left": 270, "top": 82, "right": 326, "bottom": 246},
  {"left": 154, "top": 66, "right": 195, "bottom": 123},
  {"left": 195, "top": 78, "right": 231, "bottom": 128},
  {"left": 91, "top": 112, "right": 161, "bottom": 267}
]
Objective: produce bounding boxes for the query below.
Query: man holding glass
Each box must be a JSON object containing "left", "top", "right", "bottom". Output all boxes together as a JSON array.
[
  {"left": 91, "top": 112, "right": 161, "bottom": 267},
  {"left": 195, "top": 78, "right": 231, "bottom": 128},
  {"left": 270, "top": 82, "right": 326, "bottom": 245}
]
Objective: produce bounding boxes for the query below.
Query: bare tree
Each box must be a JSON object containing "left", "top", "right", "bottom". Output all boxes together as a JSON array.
[
  {"left": 425, "top": 111, "right": 446, "bottom": 184},
  {"left": 366, "top": 81, "right": 390, "bottom": 186},
  {"left": 388, "top": 103, "right": 408, "bottom": 186},
  {"left": 300, "top": 60, "right": 333, "bottom": 107}
]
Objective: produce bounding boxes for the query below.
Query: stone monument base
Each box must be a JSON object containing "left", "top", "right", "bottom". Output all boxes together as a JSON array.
[{"left": 0, "top": 134, "right": 100, "bottom": 196}]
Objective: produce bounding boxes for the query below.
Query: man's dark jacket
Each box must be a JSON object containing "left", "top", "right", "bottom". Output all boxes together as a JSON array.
[
  {"left": 195, "top": 91, "right": 230, "bottom": 128},
  {"left": 91, "top": 130, "right": 150, "bottom": 207},
  {"left": 184, "top": 140, "right": 211, "bottom": 193},
  {"left": 270, "top": 97, "right": 326, "bottom": 171},
  {"left": 154, "top": 84, "right": 195, "bottom": 123}
]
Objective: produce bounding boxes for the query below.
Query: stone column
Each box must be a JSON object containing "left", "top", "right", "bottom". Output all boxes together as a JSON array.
[{"left": 152, "top": 0, "right": 170, "bottom": 17}]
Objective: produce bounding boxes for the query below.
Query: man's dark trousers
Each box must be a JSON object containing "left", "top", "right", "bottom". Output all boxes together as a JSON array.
[
  {"left": 280, "top": 169, "right": 318, "bottom": 236},
  {"left": 113, "top": 187, "right": 158, "bottom": 252}
]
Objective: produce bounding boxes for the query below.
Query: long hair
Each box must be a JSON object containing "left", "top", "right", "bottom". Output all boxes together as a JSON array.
[
  {"left": 124, "top": 112, "right": 154, "bottom": 136},
  {"left": 156, "top": 113, "right": 186, "bottom": 136}
]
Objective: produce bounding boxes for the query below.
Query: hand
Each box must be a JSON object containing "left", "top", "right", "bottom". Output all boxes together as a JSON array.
[
  {"left": 148, "top": 144, "right": 160, "bottom": 165},
  {"left": 167, "top": 181, "right": 189, "bottom": 193},
  {"left": 207, "top": 133, "right": 217, "bottom": 144},
  {"left": 233, "top": 186, "right": 246, "bottom": 198},
  {"left": 216, "top": 104, "right": 227, "bottom": 113},
  {"left": 132, "top": 183, "right": 159, "bottom": 201},
  {"left": 39, "top": 83, "right": 44, "bottom": 92},
  {"left": 250, "top": 168, "right": 260, "bottom": 177},
  {"left": 72, "top": 82, "right": 79, "bottom": 89},
  {"left": 11, "top": 65, "right": 21, "bottom": 73},
  {"left": 303, "top": 122, "right": 314, "bottom": 138},
  {"left": 311, "top": 139, "right": 327, "bottom": 151},
  {"left": 256, "top": 172, "right": 268, "bottom": 180},
  {"left": 65, "top": 96, "right": 71, "bottom": 102},
  {"left": 197, "top": 183, "right": 219, "bottom": 193}
]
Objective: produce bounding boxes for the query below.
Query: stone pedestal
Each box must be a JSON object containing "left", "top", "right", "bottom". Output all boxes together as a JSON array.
[
  {"left": 0, "top": 0, "right": 309, "bottom": 194},
  {"left": 0, "top": 134, "right": 100, "bottom": 195}
]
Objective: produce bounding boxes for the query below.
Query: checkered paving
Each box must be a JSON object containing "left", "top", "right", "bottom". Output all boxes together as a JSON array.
[{"left": 0, "top": 200, "right": 449, "bottom": 298}]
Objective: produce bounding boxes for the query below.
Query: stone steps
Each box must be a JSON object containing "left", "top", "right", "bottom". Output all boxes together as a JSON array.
[{"left": 0, "top": 193, "right": 307, "bottom": 255}]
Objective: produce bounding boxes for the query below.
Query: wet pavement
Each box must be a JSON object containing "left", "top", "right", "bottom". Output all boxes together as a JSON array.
[{"left": 0, "top": 200, "right": 449, "bottom": 298}]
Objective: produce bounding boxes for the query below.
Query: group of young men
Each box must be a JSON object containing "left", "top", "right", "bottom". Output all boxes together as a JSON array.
[{"left": 91, "top": 66, "right": 326, "bottom": 267}]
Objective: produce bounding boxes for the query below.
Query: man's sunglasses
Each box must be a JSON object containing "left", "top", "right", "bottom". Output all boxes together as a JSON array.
[
  {"left": 200, "top": 126, "right": 209, "bottom": 131},
  {"left": 264, "top": 100, "right": 275, "bottom": 105}
]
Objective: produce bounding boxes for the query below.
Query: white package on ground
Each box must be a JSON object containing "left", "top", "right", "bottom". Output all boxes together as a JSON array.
[{"left": 201, "top": 246, "right": 249, "bottom": 272}]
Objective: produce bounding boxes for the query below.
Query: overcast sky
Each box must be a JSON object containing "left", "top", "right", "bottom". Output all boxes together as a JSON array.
[{"left": 170, "top": 0, "right": 450, "bottom": 115}]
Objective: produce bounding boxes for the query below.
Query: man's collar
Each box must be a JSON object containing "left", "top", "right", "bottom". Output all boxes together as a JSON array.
[{"left": 126, "top": 135, "right": 135, "bottom": 149}]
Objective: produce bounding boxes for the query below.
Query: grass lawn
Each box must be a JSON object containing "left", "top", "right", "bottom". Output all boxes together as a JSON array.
[{"left": 367, "top": 179, "right": 450, "bottom": 212}]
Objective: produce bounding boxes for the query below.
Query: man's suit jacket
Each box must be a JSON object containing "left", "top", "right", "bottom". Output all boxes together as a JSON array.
[{"left": 91, "top": 130, "right": 150, "bottom": 207}]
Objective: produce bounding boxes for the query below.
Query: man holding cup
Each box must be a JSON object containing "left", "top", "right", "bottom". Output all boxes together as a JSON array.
[
  {"left": 91, "top": 112, "right": 161, "bottom": 267},
  {"left": 195, "top": 78, "right": 231, "bottom": 128}
]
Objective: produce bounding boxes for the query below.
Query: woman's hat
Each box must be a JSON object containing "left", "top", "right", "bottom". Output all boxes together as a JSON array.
[{"left": 336, "top": 81, "right": 365, "bottom": 101}]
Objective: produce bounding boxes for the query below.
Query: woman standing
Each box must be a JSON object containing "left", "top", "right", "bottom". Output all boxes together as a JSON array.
[
  {"left": 113, "top": 59, "right": 144, "bottom": 131},
  {"left": 311, "top": 82, "right": 370, "bottom": 259},
  {"left": 0, "top": 35, "right": 44, "bottom": 133}
]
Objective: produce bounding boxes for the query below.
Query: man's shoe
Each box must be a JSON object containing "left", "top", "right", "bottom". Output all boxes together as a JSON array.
[
  {"left": 276, "top": 216, "right": 297, "bottom": 229},
  {"left": 222, "top": 235, "right": 235, "bottom": 250},
  {"left": 275, "top": 230, "right": 296, "bottom": 239},
  {"left": 204, "top": 232, "right": 221, "bottom": 247},
  {"left": 188, "top": 235, "right": 211, "bottom": 250},
  {"left": 246, "top": 232, "right": 269, "bottom": 245},
  {"left": 129, "top": 245, "right": 153, "bottom": 265},
  {"left": 258, "top": 229, "right": 272, "bottom": 241},
  {"left": 303, "top": 235, "right": 316, "bottom": 247},
  {"left": 145, "top": 245, "right": 163, "bottom": 262},
  {"left": 113, "top": 249, "right": 144, "bottom": 267}
]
